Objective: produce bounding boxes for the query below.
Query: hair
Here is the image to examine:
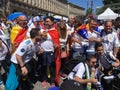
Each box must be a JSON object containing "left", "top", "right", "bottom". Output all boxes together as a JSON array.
[
  {"left": 88, "top": 18, "right": 97, "bottom": 24},
  {"left": 95, "top": 42, "right": 103, "bottom": 51},
  {"left": 45, "top": 16, "right": 54, "bottom": 22},
  {"left": 104, "top": 20, "right": 113, "bottom": 26},
  {"left": 58, "top": 20, "right": 67, "bottom": 39},
  {"left": 30, "top": 28, "right": 40, "bottom": 38},
  {"left": 74, "top": 15, "right": 83, "bottom": 26},
  {"left": 86, "top": 55, "right": 96, "bottom": 62},
  {"left": 115, "top": 17, "right": 120, "bottom": 22}
]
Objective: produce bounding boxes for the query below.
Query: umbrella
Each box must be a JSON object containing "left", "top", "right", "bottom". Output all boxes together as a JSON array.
[{"left": 7, "top": 12, "right": 25, "bottom": 21}]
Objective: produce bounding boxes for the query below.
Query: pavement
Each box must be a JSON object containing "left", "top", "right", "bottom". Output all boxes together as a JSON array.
[
  {"left": 0, "top": 65, "right": 64, "bottom": 90},
  {"left": 33, "top": 77, "right": 63, "bottom": 90}
]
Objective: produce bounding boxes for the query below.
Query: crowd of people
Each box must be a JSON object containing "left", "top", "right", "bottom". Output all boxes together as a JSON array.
[{"left": 0, "top": 13, "right": 120, "bottom": 90}]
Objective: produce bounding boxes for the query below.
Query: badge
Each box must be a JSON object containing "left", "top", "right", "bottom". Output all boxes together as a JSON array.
[{"left": 21, "top": 48, "right": 25, "bottom": 52}]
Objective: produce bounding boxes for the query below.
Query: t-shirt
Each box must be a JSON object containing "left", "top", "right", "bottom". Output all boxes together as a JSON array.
[
  {"left": 68, "top": 62, "right": 86, "bottom": 80},
  {"left": 11, "top": 39, "right": 35, "bottom": 64},
  {"left": 41, "top": 33, "right": 54, "bottom": 52},
  {"left": 87, "top": 31, "right": 100, "bottom": 53},
  {"left": 101, "top": 31, "right": 120, "bottom": 53}
]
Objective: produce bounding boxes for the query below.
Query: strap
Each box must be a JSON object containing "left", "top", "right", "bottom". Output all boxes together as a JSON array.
[
  {"left": 103, "top": 53, "right": 114, "bottom": 64},
  {"left": 0, "top": 38, "right": 10, "bottom": 52}
]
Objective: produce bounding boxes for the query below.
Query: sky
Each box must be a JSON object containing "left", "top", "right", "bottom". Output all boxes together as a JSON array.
[{"left": 68, "top": 0, "right": 103, "bottom": 12}]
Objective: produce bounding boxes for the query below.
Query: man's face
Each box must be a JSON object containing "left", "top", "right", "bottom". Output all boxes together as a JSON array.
[
  {"left": 89, "top": 20, "right": 97, "bottom": 28},
  {"left": 105, "top": 22, "right": 113, "bottom": 33},
  {"left": 35, "top": 31, "right": 42, "bottom": 42},
  {"left": 45, "top": 18, "right": 54, "bottom": 29},
  {"left": 34, "top": 21, "right": 40, "bottom": 27},
  {"left": 69, "top": 16, "right": 75, "bottom": 25},
  {"left": 89, "top": 58, "right": 97, "bottom": 68},
  {"left": 18, "top": 16, "right": 28, "bottom": 28},
  {"left": 96, "top": 46, "right": 104, "bottom": 56}
]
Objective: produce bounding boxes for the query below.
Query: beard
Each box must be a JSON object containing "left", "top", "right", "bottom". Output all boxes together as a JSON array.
[{"left": 35, "top": 38, "right": 41, "bottom": 42}]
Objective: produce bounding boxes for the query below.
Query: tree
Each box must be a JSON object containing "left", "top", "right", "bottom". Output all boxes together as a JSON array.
[{"left": 103, "top": 0, "right": 120, "bottom": 5}]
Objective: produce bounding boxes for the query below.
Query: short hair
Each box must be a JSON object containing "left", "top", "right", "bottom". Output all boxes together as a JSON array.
[
  {"left": 74, "top": 15, "right": 83, "bottom": 26},
  {"left": 88, "top": 18, "right": 97, "bottom": 24},
  {"left": 30, "top": 28, "right": 40, "bottom": 38},
  {"left": 45, "top": 16, "right": 54, "bottom": 22},
  {"left": 95, "top": 42, "right": 103, "bottom": 51},
  {"left": 86, "top": 55, "right": 96, "bottom": 62}
]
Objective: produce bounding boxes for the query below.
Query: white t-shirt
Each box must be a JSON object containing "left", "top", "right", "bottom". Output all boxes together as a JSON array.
[
  {"left": 101, "top": 31, "right": 120, "bottom": 53},
  {"left": 40, "top": 33, "right": 54, "bottom": 52},
  {"left": 66, "top": 23, "right": 74, "bottom": 35},
  {"left": 11, "top": 39, "right": 35, "bottom": 64},
  {"left": 71, "top": 33, "right": 89, "bottom": 53},
  {"left": 87, "top": 31, "right": 100, "bottom": 53},
  {"left": 68, "top": 62, "right": 86, "bottom": 80}
]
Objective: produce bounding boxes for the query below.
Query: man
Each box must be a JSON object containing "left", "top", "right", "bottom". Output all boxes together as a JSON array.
[
  {"left": 10, "top": 28, "right": 41, "bottom": 90},
  {"left": 66, "top": 15, "right": 75, "bottom": 35},
  {"left": 60, "top": 55, "right": 98, "bottom": 90},
  {"left": 70, "top": 16, "right": 89, "bottom": 59},
  {"left": 86, "top": 18, "right": 102, "bottom": 55},
  {"left": 43, "top": 16, "right": 61, "bottom": 85},
  {"left": 95, "top": 42, "right": 120, "bottom": 90},
  {"left": 27, "top": 16, "right": 41, "bottom": 38},
  {"left": 10, "top": 15, "right": 28, "bottom": 52},
  {"left": 101, "top": 21, "right": 120, "bottom": 57}
]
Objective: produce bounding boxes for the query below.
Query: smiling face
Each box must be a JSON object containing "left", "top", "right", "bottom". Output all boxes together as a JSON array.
[
  {"left": 18, "top": 15, "right": 28, "bottom": 28},
  {"left": 45, "top": 17, "right": 54, "bottom": 29},
  {"left": 105, "top": 21, "right": 113, "bottom": 33}
]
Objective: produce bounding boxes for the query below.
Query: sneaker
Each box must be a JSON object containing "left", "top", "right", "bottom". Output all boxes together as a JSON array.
[
  {"left": 41, "top": 81, "right": 47, "bottom": 88},
  {"left": 60, "top": 73, "right": 67, "bottom": 79},
  {"left": 0, "top": 81, "right": 5, "bottom": 90}
]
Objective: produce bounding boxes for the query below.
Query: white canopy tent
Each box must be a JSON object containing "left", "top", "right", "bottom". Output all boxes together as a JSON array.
[{"left": 98, "top": 8, "right": 118, "bottom": 20}]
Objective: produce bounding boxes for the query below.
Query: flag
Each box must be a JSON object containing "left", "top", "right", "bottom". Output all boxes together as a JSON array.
[
  {"left": 94, "top": 26, "right": 101, "bottom": 34},
  {"left": 77, "top": 25, "right": 88, "bottom": 39},
  {"left": 10, "top": 25, "right": 27, "bottom": 50},
  {"left": 14, "top": 28, "right": 27, "bottom": 48},
  {"left": 10, "top": 25, "right": 22, "bottom": 44}
]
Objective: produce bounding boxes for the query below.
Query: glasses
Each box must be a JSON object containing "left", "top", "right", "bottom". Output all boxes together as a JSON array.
[{"left": 19, "top": 19, "right": 28, "bottom": 23}]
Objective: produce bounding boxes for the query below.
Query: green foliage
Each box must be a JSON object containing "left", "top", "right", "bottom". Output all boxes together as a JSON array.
[
  {"left": 86, "top": 8, "right": 92, "bottom": 17},
  {"left": 103, "top": 0, "right": 120, "bottom": 5}
]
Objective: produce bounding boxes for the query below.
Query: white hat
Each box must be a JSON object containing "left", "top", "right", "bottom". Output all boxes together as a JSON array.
[{"left": 32, "top": 16, "right": 40, "bottom": 22}]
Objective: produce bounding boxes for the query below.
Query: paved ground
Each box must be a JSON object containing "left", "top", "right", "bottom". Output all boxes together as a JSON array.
[{"left": 33, "top": 77, "right": 63, "bottom": 90}]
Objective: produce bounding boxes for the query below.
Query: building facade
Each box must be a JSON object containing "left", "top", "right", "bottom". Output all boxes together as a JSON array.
[{"left": 0, "top": 0, "right": 85, "bottom": 17}]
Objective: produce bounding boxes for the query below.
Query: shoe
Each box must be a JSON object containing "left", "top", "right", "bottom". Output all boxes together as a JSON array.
[
  {"left": 50, "top": 83, "right": 55, "bottom": 87},
  {"left": 60, "top": 73, "right": 67, "bottom": 79},
  {"left": 41, "top": 81, "right": 47, "bottom": 88},
  {"left": 0, "top": 81, "right": 5, "bottom": 90}
]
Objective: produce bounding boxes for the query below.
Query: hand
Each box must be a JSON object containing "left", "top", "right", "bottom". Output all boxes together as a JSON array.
[
  {"left": 39, "top": 48, "right": 44, "bottom": 54},
  {"left": 88, "top": 37, "right": 94, "bottom": 42},
  {"left": 21, "top": 66, "right": 28, "bottom": 75},
  {"left": 90, "top": 78, "right": 98, "bottom": 84}
]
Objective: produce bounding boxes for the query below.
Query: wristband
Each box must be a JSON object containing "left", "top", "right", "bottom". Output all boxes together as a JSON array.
[{"left": 21, "top": 64, "right": 25, "bottom": 68}]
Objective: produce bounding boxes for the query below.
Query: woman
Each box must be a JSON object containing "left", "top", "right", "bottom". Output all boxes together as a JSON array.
[{"left": 58, "top": 20, "right": 69, "bottom": 78}]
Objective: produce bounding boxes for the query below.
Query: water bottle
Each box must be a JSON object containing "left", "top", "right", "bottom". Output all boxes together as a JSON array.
[{"left": 87, "top": 83, "right": 92, "bottom": 90}]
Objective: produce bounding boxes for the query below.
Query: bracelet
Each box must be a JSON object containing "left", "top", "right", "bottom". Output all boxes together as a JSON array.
[{"left": 21, "top": 64, "right": 25, "bottom": 68}]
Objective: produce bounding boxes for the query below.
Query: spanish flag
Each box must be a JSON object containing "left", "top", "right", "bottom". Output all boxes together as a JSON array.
[{"left": 10, "top": 25, "right": 27, "bottom": 51}]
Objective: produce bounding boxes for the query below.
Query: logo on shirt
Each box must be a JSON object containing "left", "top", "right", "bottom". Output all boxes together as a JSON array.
[{"left": 21, "top": 48, "right": 25, "bottom": 52}]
